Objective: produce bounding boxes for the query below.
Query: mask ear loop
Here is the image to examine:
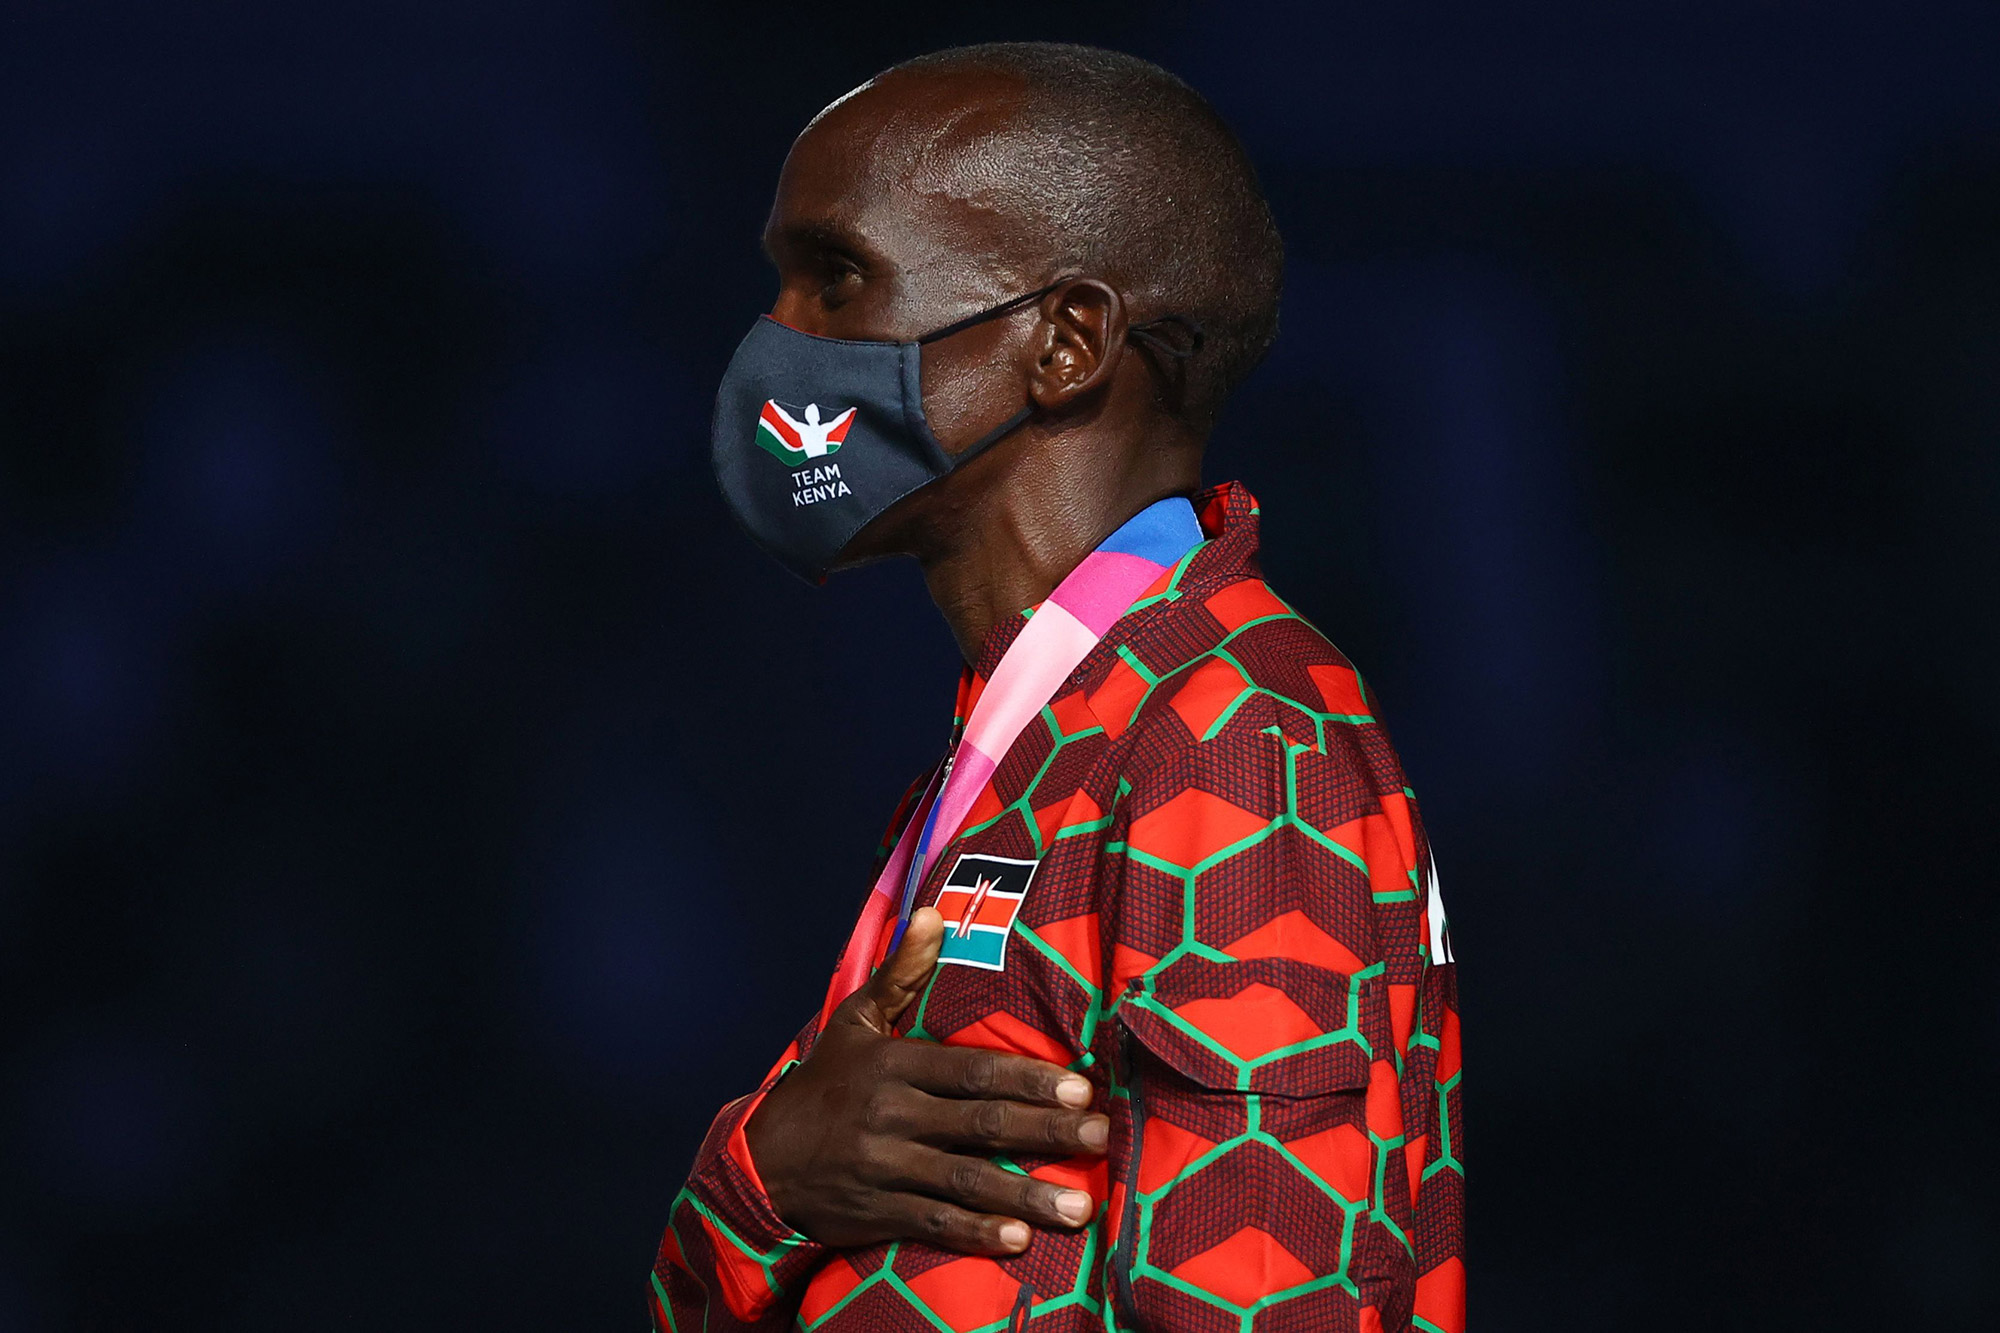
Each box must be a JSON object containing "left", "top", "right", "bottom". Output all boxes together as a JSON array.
[
  {"left": 913, "top": 281, "right": 1068, "bottom": 346},
  {"left": 1127, "top": 314, "right": 1205, "bottom": 362},
  {"left": 921, "top": 291, "right": 1206, "bottom": 467},
  {"left": 911, "top": 281, "right": 1066, "bottom": 469},
  {"left": 1127, "top": 314, "right": 1205, "bottom": 414}
]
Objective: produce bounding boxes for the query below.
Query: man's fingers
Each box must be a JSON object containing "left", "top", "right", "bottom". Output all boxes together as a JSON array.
[
  {"left": 849, "top": 907, "right": 945, "bottom": 1033},
  {"left": 891, "top": 1145, "right": 1098, "bottom": 1230},
  {"left": 877, "top": 1193, "right": 1035, "bottom": 1256},
  {"left": 891, "top": 1042, "right": 1095, "bottom": 1110},
  {"left": 902, "top": 1090, "right": 1109, "bottom": 1156}
]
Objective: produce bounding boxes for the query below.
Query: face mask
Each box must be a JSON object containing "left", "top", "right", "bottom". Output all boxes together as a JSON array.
[
  {"left": 710, "top": 284, "right": 1064, "bottom": 583},
  {"left": 712, "top": 284, "right": 1205, "bottom": 583}
]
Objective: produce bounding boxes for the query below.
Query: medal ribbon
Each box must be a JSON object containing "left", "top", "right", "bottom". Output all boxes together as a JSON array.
[{"left": 820, "top": 496, "right": 1204, "bottom": 1024}]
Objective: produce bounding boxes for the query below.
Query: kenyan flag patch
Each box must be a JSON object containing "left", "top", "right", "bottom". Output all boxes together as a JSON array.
[
  {"left": 934, "top": 853, "right": 1039, "bottom": 971},
  {"left": 756, "top": 399, "right": 856, "bottom": 466}
]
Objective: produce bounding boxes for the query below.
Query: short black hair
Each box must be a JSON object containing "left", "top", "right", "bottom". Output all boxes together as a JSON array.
[{"left": 887, "top": 42, "right": 1284, "bottom": 430}]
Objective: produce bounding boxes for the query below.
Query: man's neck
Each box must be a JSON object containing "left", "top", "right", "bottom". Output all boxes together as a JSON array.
[{"left": 914, "top": 447, "right": 1197, "bottom": 664}]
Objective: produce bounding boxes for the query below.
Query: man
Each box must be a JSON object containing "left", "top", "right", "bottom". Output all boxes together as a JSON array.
[{"left": 655, "top": 42, "right": 1463, "bottom": 1333}]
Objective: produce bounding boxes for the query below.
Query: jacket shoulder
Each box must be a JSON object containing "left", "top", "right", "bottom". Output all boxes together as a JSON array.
[{"left": 1095, "top": 575, "right": 1408, "bottom": 803}]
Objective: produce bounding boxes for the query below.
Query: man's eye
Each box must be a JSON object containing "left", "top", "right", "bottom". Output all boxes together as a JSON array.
[{"left": 821, "top": 264, "right": 863, "bottom": 299}]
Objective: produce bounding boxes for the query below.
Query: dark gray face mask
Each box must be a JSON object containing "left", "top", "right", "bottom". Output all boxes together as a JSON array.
[{"left": 710, "top": 285, "right": 1202, "bottom": 583}]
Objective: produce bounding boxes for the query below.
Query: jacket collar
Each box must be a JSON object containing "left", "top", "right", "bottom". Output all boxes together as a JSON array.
[{"left": 953, "top": 480, "right": 1265, "bottom": 727}]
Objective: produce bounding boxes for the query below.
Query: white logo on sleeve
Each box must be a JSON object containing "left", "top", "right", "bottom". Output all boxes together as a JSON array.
[{"left": 1427, "top": 852, "right": 1455, "bottom": 964}]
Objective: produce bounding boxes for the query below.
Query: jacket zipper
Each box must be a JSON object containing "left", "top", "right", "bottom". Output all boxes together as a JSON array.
[
  {"left": 1007, "top": 1279, "right": 1037, "bottom": 1332},
  {"left": 1110, "top": 1027, "right": 1149, "bottom": 1330}
]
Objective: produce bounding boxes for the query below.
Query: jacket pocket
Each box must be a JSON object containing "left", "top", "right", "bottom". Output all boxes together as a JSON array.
[
  {"left": 1115, "top": 954, "right": 1381, "bottom": 1097},
  {"left": 1106, "top": 957, "right": 1380, "bottom": 1328}
]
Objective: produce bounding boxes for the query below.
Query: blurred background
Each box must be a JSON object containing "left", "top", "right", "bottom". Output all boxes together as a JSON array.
[{"left": 2, "top": 1, "right": 1996, "bottom": 1328}]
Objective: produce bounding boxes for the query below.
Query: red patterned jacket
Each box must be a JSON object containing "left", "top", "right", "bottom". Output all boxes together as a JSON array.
[{"left": 652, "top": 482, "right": 1465, "bottom": 1332}]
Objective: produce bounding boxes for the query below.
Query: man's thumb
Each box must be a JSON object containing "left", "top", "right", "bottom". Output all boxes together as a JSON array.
[{"left": 853, "top": 907, "right": 944, "bottom": 1033}]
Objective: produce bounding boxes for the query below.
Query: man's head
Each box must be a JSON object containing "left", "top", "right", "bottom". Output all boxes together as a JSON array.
[{"left": 759, "top": 42, "right": 1282, "bottom": 564}]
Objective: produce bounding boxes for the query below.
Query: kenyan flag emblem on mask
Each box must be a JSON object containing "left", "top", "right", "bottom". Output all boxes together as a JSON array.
[{"left": 757, "top": 400, "right": 856, "bottom": 466}]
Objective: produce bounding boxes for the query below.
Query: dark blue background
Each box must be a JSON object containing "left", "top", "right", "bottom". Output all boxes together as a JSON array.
[{"left": 3, "top": 3, "right": 1996, "bottom": 1328}]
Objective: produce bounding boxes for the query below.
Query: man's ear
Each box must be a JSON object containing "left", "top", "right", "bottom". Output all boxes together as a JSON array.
[{"left": 1028, "top": 278, "right": 1127, "bottom": 411}]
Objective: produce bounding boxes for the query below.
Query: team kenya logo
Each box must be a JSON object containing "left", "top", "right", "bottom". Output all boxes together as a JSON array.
[
  {"left": 756, "top": 400, "right": 856, "bottom": 507},
  {"left": 933, "top": 853, "right": 1040, "bottom": 971}
]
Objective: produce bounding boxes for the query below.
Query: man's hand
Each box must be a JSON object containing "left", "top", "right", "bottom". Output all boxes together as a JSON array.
[{"left": 743, "top": 907, "right": 1109, "bottom": 1256}]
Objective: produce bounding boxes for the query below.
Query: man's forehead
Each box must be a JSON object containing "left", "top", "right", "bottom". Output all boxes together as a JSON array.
[
  {"left": 804, "top": 66, "right": 1025, "bottom": 169},
  {"left": 772, "top": 68, "right": 1035, "bottom": 251}
]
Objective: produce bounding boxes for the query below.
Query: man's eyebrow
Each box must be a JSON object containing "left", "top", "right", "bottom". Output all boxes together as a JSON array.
[{"left": 763, "top": 219, "right": 875, "bottom": 266}]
